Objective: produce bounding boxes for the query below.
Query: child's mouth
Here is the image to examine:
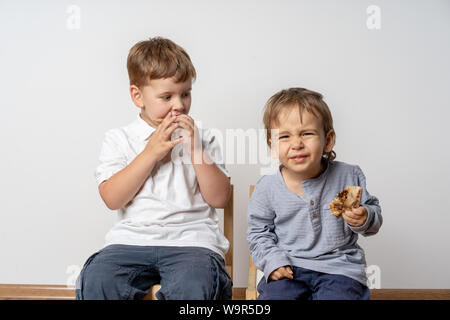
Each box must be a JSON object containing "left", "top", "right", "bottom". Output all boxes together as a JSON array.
[{"left": 290, "top": 155, "right": 308, "bottom": 163}]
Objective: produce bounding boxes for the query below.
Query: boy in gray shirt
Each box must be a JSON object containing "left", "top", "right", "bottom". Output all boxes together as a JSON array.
[{"left": 247, "top": 88, "right": 382, "bottom": 300}]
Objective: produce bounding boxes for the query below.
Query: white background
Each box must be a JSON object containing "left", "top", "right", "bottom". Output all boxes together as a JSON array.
[{"left": 0, "top": 0, "right": 449, "bottom": 289}]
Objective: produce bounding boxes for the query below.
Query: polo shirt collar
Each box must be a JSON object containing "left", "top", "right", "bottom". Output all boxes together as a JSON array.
[
  {"left": 132, "top": 114, "right": 156, "bottom": 141},
  {"left": 277, "top": 159, "right": 330, "bottom": 187}
]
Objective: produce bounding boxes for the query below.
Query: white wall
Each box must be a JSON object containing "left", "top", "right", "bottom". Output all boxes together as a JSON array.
[{"left": 1, "top": 0, "right": 449, "bottom": 289}]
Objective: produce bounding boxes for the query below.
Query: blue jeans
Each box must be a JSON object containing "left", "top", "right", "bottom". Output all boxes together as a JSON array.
[
  {"left": 75, "top": 244, "right": 232, "bottom": 300},
  {"left": 257, "top": 266, "right": 370, "bottom": 300}
]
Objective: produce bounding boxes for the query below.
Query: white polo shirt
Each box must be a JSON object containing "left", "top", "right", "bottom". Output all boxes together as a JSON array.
[{"left": 95, "top": 114, "right": 230, "bottom": 258}]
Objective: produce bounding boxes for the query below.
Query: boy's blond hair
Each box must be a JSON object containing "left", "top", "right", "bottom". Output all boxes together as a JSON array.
[
  {"left": 127, "top": 37, "right": 196, "bottom": 88},
  {"left": 263, "top": 87, "right": 336, "bottom": 163}
]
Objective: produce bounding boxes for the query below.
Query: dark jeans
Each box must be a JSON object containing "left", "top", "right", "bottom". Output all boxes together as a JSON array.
[
  {"left": 76, "top": 244, "right": 232, "bottom": 300},
  {"left": 257, "top": 266, "right": 370, "bottom": 300}
]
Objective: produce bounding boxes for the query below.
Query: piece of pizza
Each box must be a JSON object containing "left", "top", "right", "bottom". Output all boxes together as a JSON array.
[{"left": 329, "top": 185, "right": 362, "bottom": 218}]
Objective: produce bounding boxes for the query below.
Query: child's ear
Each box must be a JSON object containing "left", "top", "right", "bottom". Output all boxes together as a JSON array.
[
  {"left": 130, "top": 85, "right": 144, "bottom": 109},
  {"left": 323, "top": 129, "right": 336, "bottom": 153}
]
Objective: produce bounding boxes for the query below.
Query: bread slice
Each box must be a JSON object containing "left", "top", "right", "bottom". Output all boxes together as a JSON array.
[{"left": 329, "top": 185, "right": 362, "bottom": 218}]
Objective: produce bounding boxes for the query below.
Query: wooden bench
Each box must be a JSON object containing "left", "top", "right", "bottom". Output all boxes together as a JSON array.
[{"left": 1, "top": 284, "right": 449, "bottom": 300}]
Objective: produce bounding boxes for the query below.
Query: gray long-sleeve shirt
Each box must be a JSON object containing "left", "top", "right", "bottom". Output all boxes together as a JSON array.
[{"left": 247, "top": 161, "right": 382, "bottom": 286}]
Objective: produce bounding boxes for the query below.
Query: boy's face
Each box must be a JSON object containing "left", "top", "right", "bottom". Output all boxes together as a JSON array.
[
  {"left": 270, "top": 105, "right": 335, "bottom": 180},
  {"left": 130, "top": 76, "right": 192, "bottom": 128}
]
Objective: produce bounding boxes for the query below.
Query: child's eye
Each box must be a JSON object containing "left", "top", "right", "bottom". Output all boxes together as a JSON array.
[
  {"left": 303, "top": 132, "right": 314, "bottom": 136},
  {"left": 182, "top": 92, "right": 190, "bottom": 98},
  {"left": 163, "top": 95, "right": 171, "bottom": 100},
  {"left": 279, "top": 135, "right": 289, "bottom": 139}
]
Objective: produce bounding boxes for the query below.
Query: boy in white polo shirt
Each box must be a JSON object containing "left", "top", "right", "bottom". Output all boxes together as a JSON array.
[{"left": 76, "top": 37, "right": 232, "bottom": 300}]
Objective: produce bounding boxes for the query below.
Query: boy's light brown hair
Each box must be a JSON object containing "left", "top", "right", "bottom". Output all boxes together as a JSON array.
[
  {"left": 127, "top": 37, "right": 196, "bottom": 88},
  {"left": 263, "top": 87, "right": 336, "bottom": 163}
]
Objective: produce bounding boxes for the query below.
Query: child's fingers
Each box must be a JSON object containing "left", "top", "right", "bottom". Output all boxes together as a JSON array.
[
  {"left": 270, "top": 267, "right": 292, "bottom": 281},
  {"left": 170, "top": 137, "right": 184, "bottom": 147},
  {"left": 343, "top": 209, "right": 360, "bottom": 219},
  {"left": 274, "top": 271, "right": 283, "bottom": 280},
  {"left": 344, "top": 207, "right": 367, "bottom": 224},
  {"left": 269, "top": 271, "right": 280, "bottom": 281},
  {"left": 176, "top": 113, "right": 194, "bottom": 123},
  {"left": 342, "top": 211, "right": 362, "bottom": 226},
  {"left": 161, "top": 112, "right": 178, "bottom": 128},
  {"left": 342, "top": 210, "right": 356, "bottom": 221},
  {"left": 163, "top": 122, "right": 180, "bottom": 139},
  {"left": 176, "top": 114, "right": 195, "bottom": 126},
  {"left": 281, "top": 267, "right": 294, "bottom": 279},
  {"left": 352, "top": 206, "right": 367, "bottom": 217},
  {"left": 175, "top": 116, "right": 194, "bottom": 132}
]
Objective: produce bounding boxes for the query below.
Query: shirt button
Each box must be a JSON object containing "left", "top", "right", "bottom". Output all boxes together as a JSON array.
[
  {"left": 312, "top": 213, "right": 318, "bottom": 218},
  {"left": 310, "top": 200, "right": 314, "bottom": 206}
]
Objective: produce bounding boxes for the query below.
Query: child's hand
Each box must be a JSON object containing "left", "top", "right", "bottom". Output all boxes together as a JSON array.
[
  {"left": 269, "top": 265, "right": 294, "bottom": 281},
  {"left": 144, "top": 112, "right": 183, "bottom": 161},
  {"left": 342, "top": 206, "right": 368, "bottom": 227},
  {"left": 174, "top": 114, "right": 202, "bottom": 155}
]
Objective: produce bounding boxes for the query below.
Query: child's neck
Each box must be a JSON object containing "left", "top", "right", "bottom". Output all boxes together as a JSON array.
[{"left": 281, "top": 162, "right": 325, "bottom": 196}]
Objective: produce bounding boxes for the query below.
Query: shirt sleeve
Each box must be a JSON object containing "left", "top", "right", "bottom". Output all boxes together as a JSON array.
[
  {"left": 348, "top": 165, "right": 383, "bottom": 236},
  {"left": 94, "top": 129, "right": 128, "bottom": 187},
  {"left": 247, "top": 177, "right": 291, "bottom": 282},
  {"left": 201, "top": 128, "right": 230, "bottom": 178}
]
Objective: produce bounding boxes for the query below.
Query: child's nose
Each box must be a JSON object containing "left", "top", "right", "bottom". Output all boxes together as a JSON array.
[
  {"left": 171, "top": 105, "right": 184, "bottom": 115},
  {"left": 291, "top": 138, "right": 304, "bottom": 149},
  {"left": 171, "top": 97, "right": 185, "bottom": 114}
]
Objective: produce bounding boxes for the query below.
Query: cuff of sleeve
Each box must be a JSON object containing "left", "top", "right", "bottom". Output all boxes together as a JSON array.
[
  {"left": 95, "top": 171, "right": 115, "bottom": 187},
  {"left": 216, "top": 163, "right": 230, "bottom": 178},
  {"left": 263, "top": 255, "right": 291, "bottom": 283},
  {"left": 349, "top": 205, "right": 374, "bottom": 233}
]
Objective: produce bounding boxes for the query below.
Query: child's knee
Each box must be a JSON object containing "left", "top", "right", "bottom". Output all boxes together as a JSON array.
[
  {"left": 159, "top": 252, "right": 232, "bottom": 300},
  {"left": 313, "top": 274, "right": 370, "bottom": 300},
  {"left": 77, "top": 262, "right": 127, "bottom": 300}
]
